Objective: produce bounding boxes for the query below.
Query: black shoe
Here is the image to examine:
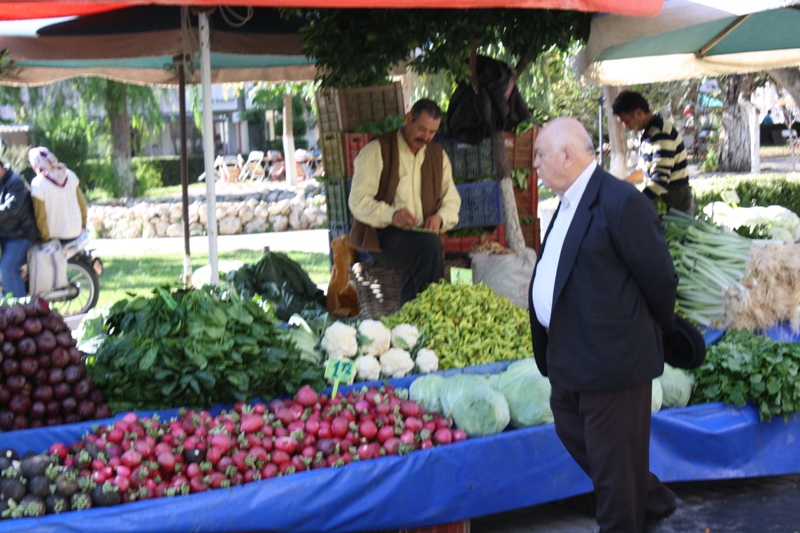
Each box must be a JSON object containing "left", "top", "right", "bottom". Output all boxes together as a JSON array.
[{"left": 644, "top": 497, "right": 683, "bottom": 533}]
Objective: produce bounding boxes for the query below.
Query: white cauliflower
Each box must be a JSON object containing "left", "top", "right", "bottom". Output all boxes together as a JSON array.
[
  {"left": 380, "top": 348, "right": 415, "bottom": 378},
  {"left": 391, "top": 323, "right": 420, "bottom": 350},
  {"left": 320, "top": 322, "right": 358, "bottom": 359},
  {"left": 415, "top": 348, "right": 439, "bottom": 374},
  {"left": 358, "top": 319, "right": 392, "bottom": 356},
  {"left": 354, "top": 355, "right": 382, "bottom": 382}
]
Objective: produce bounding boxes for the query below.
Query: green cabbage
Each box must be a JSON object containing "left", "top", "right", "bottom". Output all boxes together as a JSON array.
[
  {"left": 652, "top": 377, "right": 663, "bottom": 413},
  {"left": 409, "top": 374, "right": 446, "bottom": 414},
  {"left": 491, "top": 371, "right": 553, "bottom": 427},
  {"left": 658, "top": 364, "right": 694, "bottom": 408},
  {"left": 504, "top": 358, "right": 542, "bottom": 377},
  {"left": 438, "top": 374, "right": 492, "bottom": 416},
  {"left": 450, "top": 386, "right": 510, "bottom": 437}
]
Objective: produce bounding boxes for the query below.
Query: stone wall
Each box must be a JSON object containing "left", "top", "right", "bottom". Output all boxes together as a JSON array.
[{"left": 87, "top": 185, "right": 328, "bottom": 239}]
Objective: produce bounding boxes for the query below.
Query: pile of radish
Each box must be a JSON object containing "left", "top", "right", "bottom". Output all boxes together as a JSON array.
[
  {"left": 0, "top": 301, "right": 111, "bottom": 430},
  {"left": 0, "top": 384, "right": 463, "bottom": 519}
]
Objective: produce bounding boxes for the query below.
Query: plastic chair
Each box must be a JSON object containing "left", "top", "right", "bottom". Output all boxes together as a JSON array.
[{"left": 239, "top": 151, "right": 266, "bottom": 181}]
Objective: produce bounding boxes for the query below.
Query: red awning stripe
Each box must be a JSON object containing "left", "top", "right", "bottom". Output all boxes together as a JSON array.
[{"left": 0, "top": 0, "right": 664, "bottom": 21}]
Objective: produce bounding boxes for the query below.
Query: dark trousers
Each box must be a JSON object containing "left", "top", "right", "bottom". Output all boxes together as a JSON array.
[
  {"left": 550, "top": 381, "right": 677, "bottom": 533},
  {"left": 662, "top": 181, "right": 694, "bottom": 214},
  {"left": 371, "top": 226, "right": 443, "bottom": 304}
]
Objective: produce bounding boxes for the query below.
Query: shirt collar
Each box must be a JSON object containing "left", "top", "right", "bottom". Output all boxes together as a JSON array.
[{"left": 559, "top": 160, "right": 597, "bottom": 209}]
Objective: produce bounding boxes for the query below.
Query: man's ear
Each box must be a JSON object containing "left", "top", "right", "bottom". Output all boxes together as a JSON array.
[
  {"left": 404, "top": 112, "right": 413, "bottom": 126},
  {"left": 562, "top": 145, "right": 574, "bottom": 169}
]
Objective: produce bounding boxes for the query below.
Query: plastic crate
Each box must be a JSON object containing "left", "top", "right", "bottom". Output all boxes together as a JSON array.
[
  {"left": 316, "top": 88, "right": 343, "bottom": 134},
  {"left": 454, "top": 181, "right": 504, "bottom": 230},
  {"left": 345, "top": 133, "right": 377, "bottom": 178},
  {"left": 442, "top": 225, "right": 507, "bottom": 253},
  {"left": 513, "top": 170, "right": 539, "bottom": 220},
  {"left": 520, "top": 218, "right": 541, "bottom": 252},
  {"left": 340, "top": 82, "right": 405, "bottom": 132},
  {"left": 440, "top": 137, "right": 495, "bottom": 182},
  {"left": 325, "top": 176, "right": 351, "bottom": 226},
  {"left": 504, "top": 127, "right": 538, "bottom": 171},
  {"left": 321, "top": 132, "right": 346, "bottom": 179}
]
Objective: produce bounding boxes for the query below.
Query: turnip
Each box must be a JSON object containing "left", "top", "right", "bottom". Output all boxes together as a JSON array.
[{"left": 45, "top": 494, "right": 71, "bottom": 514}]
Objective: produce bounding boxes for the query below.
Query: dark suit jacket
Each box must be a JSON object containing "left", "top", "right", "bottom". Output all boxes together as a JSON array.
[{"left": 528, "top": 166, "right": 677, "bottom": 392}]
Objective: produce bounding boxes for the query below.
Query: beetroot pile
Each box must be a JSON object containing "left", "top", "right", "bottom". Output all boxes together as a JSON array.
[
  {"left": 0, "top": 384, "right": 464, "bottom": 517},
  {"left": 0, "top": 301, "right": 111, "bottom": 430}
]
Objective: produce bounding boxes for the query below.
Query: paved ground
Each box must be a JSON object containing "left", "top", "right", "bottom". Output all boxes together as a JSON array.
[{"left": 471, "top": 475, "right": 800, "bottom": 533}]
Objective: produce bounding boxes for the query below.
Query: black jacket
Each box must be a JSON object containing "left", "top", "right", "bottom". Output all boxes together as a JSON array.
[
  {"left": 0, "top": 168, "right": 39, "bottom": 242},
  {"left": 529, "top": 166, "right": 678, "bottom": 391}
]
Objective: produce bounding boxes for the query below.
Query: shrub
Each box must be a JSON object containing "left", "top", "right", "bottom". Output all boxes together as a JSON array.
[
  {"left": 130, "top": 155, "right": 206, "bottom": 187},
  {"left": 693, "top": 175, "right": 800, "bottom": 217},
  {"left": 133, "top": 164, "right": 164, "bottom": 197}
]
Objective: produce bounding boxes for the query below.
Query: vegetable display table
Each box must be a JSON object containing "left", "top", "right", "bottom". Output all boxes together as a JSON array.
[{"left": 2, "top": 329, "right": 798, "bottom": 533}]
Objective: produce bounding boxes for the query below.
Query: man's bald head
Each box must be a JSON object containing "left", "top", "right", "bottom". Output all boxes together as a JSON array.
[{"left": 534, "top": 118, "right": 596, "bottom": 196}]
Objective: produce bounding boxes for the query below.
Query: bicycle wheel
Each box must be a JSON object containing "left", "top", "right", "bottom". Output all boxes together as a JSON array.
[{"left": 50, "top": 256, "right": 100, "bottom": 317}]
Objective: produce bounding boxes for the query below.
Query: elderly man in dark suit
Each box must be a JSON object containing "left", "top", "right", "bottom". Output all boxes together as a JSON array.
[{"left": 529, "top": 118, "right": 681, "bottom": 533}]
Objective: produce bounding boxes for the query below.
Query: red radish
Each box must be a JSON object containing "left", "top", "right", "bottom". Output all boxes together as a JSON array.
[
  {"left": 399, "top": 430, "right": 416, "bottom": 447},
  {"left": 157, "top": 452, "right": 176, "bottom": 474},
  {"left": 243, "top": 469, "right": 262, "bottom": 483},
  {"left": 260, "top": 438, "right": 274, "bottom": 453},
  {"left": 208, "top": 472, "right": 230, "bottom": 489},
  {"left": 375, "top": 403, "right": 390, "bottom": 416},
  {"left": 331, "top": 416, "right": 349, "bottom": 438},
  {"left": 304, "top": 418, "right": 320, "bottom": 436},
  {"left": 252, "top": 403, "right": 266, "bottom": 415},
  {"left": 186, "top": 462, "right": 201, "bottom": 478},
  {"left": 50, "top": 442, "right": 68, "bottom": 460},
  {"left": 436, "top": 417, "right": 452, "bottom": 429},
  {"left": 287, "top": 420, "right": 305, "bottom": 433},
  {"left": 112, "top": 474, "right": 130, "bottom": 493},
  {"left": 247, "top": 446, "right": 268, "bottom": 467},
  {"left": 270, "top": 450, "right": 290, "bottom": 465},
  {"left": 216, "top": 456, "right": 234, "bottom": 474},
  {"left": 274, "top": 436, "right": 297, "bottom": 454},
  {"left": 209, "top": 434, "right": 232, "bottom": 455},
  {"left": 356, "top": 444, "right": 373, "bottom": 460},
  {"left": 382, "top": 437, "right": 402, "bottom": 455},
  {"left": 205, "top": 446, "right": 222, "bottom": 466},
  {"left": 274, "top": 426, "right": 288, "bottom": 438},
  {"left": 231, "top": 451, "right": 248, "bottom": 472},
  {"left": 404, "top": 417, "right": 423, "bottom": 433},
  {"left": 376, "top": 426, "right": 394, "bottom": 444},
  {"left": 261, "top": 463, "right": 278, "bottom": 479},
  {"left": 400, "top": 401, "right": 421, "bottom": 418},
  {"left": 326, "top": 453, "right": 342, "bottom": 467},
  {"left": 240, "top": 413, "right": 265, "bottom": 434},
  {"left": 420, "top": 439, "right": 434, "bottom": 450},
  {"left": 275, "top": 407, "right": 295, "bottom": 426},
  {"left": 358, "top": 419, "right": 378, "bottom": 441},
  {"left": 291, "top": 455, "right": 309, "bottom": 472},
  {"left": 295, "top": 385, "right": 318, "bottom": 407},
  {"left": 452, "top": 429, "right": 467, "bottom": 442},
  {"left": 433, "top": 428, "right": 453, "bottom": 445},
  {"left": 121, "top": 450, "right": 142, "bottom": 469},
  {"left": 317, "top": 422, "right": 332, "bottom": 440}
]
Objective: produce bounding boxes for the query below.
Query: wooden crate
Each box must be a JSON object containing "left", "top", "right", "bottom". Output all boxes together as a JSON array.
[
  {"left": 321, "top": 132, "right": 346, "bottom": 179},
  {"left": 316, "top": 83, "right": 405, "bottom": 134},
  {"left": 504, "top": 127, "right": 538, "bottom": 171}
]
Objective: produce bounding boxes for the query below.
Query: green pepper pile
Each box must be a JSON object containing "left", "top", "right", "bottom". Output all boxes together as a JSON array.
[
  {"left": 87, "top": 287, "right": 325, "bottom": 413},
  {"left": 382, "top": 282, "right": 532, "bottom": 369}
]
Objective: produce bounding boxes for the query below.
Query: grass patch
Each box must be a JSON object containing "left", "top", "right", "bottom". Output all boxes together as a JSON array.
[
  {"left": 141, "top": 182, "right": 209, "bottom": 201},
  {"left": 97, "top": 250, "right": 330, "bottom": 310}
]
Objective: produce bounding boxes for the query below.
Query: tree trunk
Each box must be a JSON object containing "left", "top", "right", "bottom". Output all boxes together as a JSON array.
[
  {"left": 718, "top": 74, "right": 751, "bottom": 173},
  {"left": 491, "top": 130, "right": 524, "bottom": 251},
  {"left": 106, "top": 81, "right": 135, "bottom": 196},
  {"left": 767, "top": 67, "right": 800, "bottom": 113},
  {"left": 603, "top": 86, "right": 628, "bottom": 180}
]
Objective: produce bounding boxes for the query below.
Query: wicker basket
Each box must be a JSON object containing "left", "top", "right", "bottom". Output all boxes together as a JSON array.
[{"left": 352, "top": 255, "right": 471, "bottom": 319}]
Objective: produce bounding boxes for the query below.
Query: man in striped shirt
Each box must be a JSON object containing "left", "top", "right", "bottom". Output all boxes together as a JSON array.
[{"left": 612, "top": 91, "right": 694, "bottom": 214}]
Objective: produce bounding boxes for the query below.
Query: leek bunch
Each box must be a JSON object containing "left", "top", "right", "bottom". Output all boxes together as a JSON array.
[{"left": 662, "top": 210, "right": 752, "bottom": 327}]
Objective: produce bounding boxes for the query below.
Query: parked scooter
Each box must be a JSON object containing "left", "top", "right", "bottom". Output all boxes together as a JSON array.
[{"left": 2, "top": 230, "right": 103, "bottom": 317}]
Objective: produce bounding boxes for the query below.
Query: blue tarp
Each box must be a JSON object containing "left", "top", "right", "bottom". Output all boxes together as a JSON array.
[{"left": 0, "top": 328, "right": 797, "bottom": 532}]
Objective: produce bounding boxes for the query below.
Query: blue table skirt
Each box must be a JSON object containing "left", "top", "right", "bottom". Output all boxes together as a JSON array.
[{"left": 0, "top": 328, "right": 797, "bottom": 532}]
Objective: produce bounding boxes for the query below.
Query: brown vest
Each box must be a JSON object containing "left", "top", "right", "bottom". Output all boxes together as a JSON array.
[{"left": 347, "top": 130, "right": 444, "bottom": 253}]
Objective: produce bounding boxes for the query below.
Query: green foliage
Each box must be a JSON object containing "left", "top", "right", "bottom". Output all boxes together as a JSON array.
[
  {"left": 30, "top": 112, "right": 96, "bottom": 183},
  {"left": 295, "top": 9, "right": 591, "bottom": 88},
  {"left": 0, "top": 143, "right": 32, "bottom": 175},
  {"left": 702, "top": 147, "right": 719, "bottom": 172},
  {"left": 690, "top": 329, "right": 800, "bottom": 421},
  {"left": 693, "top": 175, "right": 800, "bottom": 217},
  {"left": 130, "top": 155, "right": 206, "bottom": 187},
  {"left": 133, "top": 162, "right": 164, "bottom": 198},
  {"left": 82, "top": 159, "right": 122, "bottom": 198}
]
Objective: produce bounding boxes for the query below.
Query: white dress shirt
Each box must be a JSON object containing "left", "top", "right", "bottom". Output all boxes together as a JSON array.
[{"left": 532, "top": 161, "right": 597, "bottom": 329}]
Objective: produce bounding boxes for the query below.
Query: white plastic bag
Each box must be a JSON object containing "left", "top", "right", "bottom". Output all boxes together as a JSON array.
[
  {"left": 27, "top": 240, "right": 69, "bottom": 295},
  {"left": 470, "top": 249, "right": 537, "bottom": 309}
]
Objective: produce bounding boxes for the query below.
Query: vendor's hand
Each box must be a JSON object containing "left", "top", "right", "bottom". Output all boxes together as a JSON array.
[
  {"left": 392, "top": 208, "right": 418, "bottom": 229},
  {"left": 423, "top": 214, "right": 443, "bottom": 234}
]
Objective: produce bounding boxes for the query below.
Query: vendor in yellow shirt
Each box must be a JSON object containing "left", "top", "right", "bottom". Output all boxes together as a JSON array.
[{"left": 347, "top": 99, "right": 461, "bottom": 304}]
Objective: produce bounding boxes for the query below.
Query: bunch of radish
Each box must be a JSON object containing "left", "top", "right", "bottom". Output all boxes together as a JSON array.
[
  {"left": 0, "top": 300, "right": 111, "bottom": 430},
  {"left": 10, "top": 384, "right": 465, "bottom": 518}
]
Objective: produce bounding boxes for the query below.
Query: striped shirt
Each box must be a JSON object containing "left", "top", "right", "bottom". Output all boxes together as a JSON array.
[{"left": 638, "top": 113, "right": 689, "bottom": 196}]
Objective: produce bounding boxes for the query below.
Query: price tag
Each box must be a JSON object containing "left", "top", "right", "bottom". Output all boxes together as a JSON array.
[
  {"left": 324, "top": 358, "right": 356, "bottom": 398},
  {"left": 721, "top": 190, "right": 740, "bottom": 206},
  {"left": 450, "top": 267, "right": 473, "bottom": 286}
]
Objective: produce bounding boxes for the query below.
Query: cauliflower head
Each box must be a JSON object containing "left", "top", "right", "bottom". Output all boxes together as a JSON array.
[
  {"left": 380, "top": 348, "right": 415, "bottom": 378},
  {"left": 391, "top": 323, "right": 420, "bottom": 350},
  {"left": 320, "top": 322, "right": 358, "bottom": 359},
  {"left": 415, "top": 348, "right": 439, "bottom": 374},
  {"left": 354, "top": 355, "right": 382, "bottom": 382},
  {"left": 358, "top": 320, "right": 392, "bottom": 357}
]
